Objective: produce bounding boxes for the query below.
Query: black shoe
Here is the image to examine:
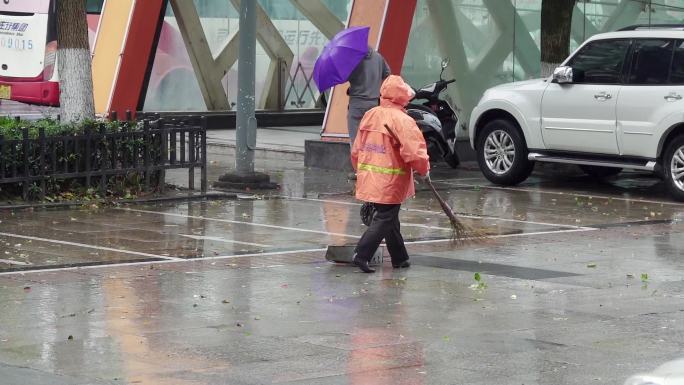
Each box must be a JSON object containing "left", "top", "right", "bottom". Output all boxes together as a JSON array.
[
  {"left": 353, "top": 256, "right": 375, "bottom": 273},
  {"left": 392, "top": 260, "right": 411, "bottom": 269}
]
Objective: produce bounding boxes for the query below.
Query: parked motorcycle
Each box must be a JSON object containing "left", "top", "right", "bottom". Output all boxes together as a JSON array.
[{"left": 406, "top": 58, "right": 460, "bottom": 168}]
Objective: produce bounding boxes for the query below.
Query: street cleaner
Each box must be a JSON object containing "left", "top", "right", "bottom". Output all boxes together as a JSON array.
[{"left": 350, "top": 75, "right": 430, "bottom": 273}]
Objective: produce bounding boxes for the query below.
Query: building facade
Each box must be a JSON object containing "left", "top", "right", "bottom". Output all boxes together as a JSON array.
[{"left": 141, "top": 0, "right": 684, "bottom": 133}]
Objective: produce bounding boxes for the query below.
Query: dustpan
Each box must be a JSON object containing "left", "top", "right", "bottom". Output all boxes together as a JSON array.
[{"left": 325, "top": 245, "right": 384, "bottom": 265}]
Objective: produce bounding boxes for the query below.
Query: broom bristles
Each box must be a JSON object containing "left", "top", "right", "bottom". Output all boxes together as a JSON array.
[{"left": 424, "top": 177, "right": 489, "bottom": 245}]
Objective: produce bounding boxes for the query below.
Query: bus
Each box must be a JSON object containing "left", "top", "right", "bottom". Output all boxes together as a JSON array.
[{"left": 0, "top": 0, "right": 103, "bottom": 106}]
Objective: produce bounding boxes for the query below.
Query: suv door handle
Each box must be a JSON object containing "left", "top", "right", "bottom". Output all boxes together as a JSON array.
[
  {"left": 594, "top": 92, "right": 612, "bottom": 100},
  {"left": 664, "top": 92, "right": 683, "bottom": 101}
]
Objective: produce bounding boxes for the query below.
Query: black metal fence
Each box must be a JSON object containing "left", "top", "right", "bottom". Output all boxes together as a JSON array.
[{"left": 0, "top": 116, "right": 207, "bottom": 200}]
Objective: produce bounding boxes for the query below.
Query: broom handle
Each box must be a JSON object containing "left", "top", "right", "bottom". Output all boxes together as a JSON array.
[{"left": 424, "top": 177, "right": 460, "bottom": 224}]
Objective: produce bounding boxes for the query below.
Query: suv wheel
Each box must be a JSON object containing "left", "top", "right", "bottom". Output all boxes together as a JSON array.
[
  {"left": 476, "top": 119, "right": 533, "bottom": 185},
  {"left": 664, "top": 135, "right": 684, "bottom": 201},
  {"left": 579, "top": 165, "right": 622, "bottom": 178}
]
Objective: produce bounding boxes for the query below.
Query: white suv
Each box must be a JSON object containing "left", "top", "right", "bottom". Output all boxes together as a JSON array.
[{"left": 469, "top": 26, "right": 684, "bottom": 200}]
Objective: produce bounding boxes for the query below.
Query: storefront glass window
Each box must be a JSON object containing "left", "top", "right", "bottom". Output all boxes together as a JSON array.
[
  {"left": 143, "top": 4, "right": 206, "bottom": 112},
  {"left": 401, "top": 0, "right": 684, "bottom": 126},
  {"left": 143, "top": 0, "right": 350, "bottom": 112},
  {"left": 401, "top": 1, "right": 441, "bottom": 90},
  {"left": 513, "top": 0, "right": 541, "bottom": 80}
]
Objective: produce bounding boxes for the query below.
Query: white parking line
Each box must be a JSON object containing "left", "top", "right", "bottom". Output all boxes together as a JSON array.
[
  {"left": 178, "top": 234, "right": 272, "bottom": 248},
  {"left": 118, "top": 208, "right": 362, "bottom": 239},
  {"left": 0, "top": 247, "right": 328, "bottom": 276},
  {"left": 0, "top": 227, "right": 596, "bottom": 276},
  {"left": 439, "top": 181, "right": 684, "bottom": 206},
  {"left": 401, "top": 222, "right": 454, "bottom": 231},
  {"left": 0, "top": 232, "right": 183, "bottom": 261},
  {"left": 439, "top": 177, "right": 486, "bottom": 181},
  {"left": 283, "top": 196, "right": 590, "bottom": 230},
  {"left": 0, "top": 258, "right": 32, "bottom": 266},
  {"left": 404, "top": 227, "right": 596, "bottom": 245}
]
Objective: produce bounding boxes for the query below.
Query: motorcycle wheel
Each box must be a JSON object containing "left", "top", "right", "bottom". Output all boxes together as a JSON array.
[
  {"left": 426, "top": 136, "right": 442, "bottom": 163},
  {"left": 443, "top": 151, "right": 460, "bottom": 168}
]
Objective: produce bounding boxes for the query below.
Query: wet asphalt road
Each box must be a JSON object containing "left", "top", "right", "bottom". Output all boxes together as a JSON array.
[{"left": 1, "top": 161, "right": 684, "bottom": 384}]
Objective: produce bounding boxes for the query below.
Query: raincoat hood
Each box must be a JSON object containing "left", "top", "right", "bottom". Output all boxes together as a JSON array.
[{"left": 380, "top": 75, "right": 415, "bottom": 108}]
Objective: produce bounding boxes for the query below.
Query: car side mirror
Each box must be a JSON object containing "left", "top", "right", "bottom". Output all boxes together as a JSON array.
[
  {"left": 552, "top": 66, "right": 585, "bottom": 84},
  {"left": 441, "top": 58, "right": 450, "bottom": 69},
  {"left": 552, "top": 66, "right": 574, "bottom": 84},
  {"left": 439, "top": 58, "right": 450, "bottom": 80}
]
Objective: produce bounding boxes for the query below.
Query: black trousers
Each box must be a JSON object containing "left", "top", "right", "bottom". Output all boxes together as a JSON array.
[{"left": 355, "top": 203, "right": 409, "bottom": 264}]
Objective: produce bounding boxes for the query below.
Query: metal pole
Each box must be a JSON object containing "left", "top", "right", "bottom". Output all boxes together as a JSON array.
[{"left": 236, "top": 0, "right": 256, "bottom": 174}]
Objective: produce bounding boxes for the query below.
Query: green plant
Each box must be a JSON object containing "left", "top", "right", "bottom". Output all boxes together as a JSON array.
[
  {"left": 473, "top": 272, "right": 487, "bottom": 290},
  {"left": 0, "top": 117, "right": 139, "bottom": 140},
  {"left": 0, "top": 118, "right": 163, "bottom": 201}
]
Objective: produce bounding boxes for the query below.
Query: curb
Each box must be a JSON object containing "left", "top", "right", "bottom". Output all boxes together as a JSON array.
[{"left": 0, "top": 191, "right": 237, "bottom": 210}]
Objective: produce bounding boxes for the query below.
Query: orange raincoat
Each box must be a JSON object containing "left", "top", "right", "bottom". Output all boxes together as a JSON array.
[{"left": 351, "top": 75, "right": 430, "bottom": 204}]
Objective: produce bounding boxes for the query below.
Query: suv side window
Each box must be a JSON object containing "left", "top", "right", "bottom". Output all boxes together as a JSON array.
[
  {"left": 627, "top": 39, "right": 674, "bottom": 85},
  {"left": 670, "top": 40, "right": 684, "bottom": 84},
  {"left": 567, "top": 39, "right": 631, "bottom": 84}
]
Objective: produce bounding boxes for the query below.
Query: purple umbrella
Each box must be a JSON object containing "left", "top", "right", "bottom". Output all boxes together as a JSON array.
[{"left": 313, "top": 26, "right": 370, "bottom": 92}]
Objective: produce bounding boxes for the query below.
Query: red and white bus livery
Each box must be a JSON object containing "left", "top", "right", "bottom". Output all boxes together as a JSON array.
[{"left": 0, "top": 0, "right": 62, "bottom": 105}]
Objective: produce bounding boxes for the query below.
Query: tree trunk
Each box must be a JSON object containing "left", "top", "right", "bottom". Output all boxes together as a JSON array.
[
  {"left": 540, "top": 0, "right": 577, "bottom": 77},
  {"left": 57, "top": 0, "right": 95, "bottom": 123}
]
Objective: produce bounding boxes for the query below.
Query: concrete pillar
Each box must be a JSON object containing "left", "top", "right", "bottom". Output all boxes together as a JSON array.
[
  {"left": 214, "top": 0, "right": 276, "bottom": 191},
  {"left": 235, "top": 0, "right": 257, "bottom": 174}
]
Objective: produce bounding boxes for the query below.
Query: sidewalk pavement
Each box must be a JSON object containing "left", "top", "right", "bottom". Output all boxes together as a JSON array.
[
  {"left": 1, "top": 165, "right": 683, "bottom": 385},
  {"left": 206, "top": 126, "right": 321, "bottom": 161}
]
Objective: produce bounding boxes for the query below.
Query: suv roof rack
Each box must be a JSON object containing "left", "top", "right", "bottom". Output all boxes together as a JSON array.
[{"left": 618, "top": 24, "right": 684, "bottom": 31}]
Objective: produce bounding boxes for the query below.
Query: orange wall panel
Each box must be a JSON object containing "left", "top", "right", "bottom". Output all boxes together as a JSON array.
[
  {"left": 109, "top": 0, "right": 165, "bottom": 118},
  {"left": 92, "top": 0, "right": 135, "bottom": 115},
  {"left": 92, "top": 0, "right": 165, "bottom": 118}
]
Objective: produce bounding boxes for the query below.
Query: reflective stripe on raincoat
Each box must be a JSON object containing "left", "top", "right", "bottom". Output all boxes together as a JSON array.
[{"left": 351, "top": 75, "right": 430, "bottom": 204}]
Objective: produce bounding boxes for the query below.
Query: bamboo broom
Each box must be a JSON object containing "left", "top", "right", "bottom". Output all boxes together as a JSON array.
[{"left": 422, "top": 175, "right": 488, "bottom": 244}]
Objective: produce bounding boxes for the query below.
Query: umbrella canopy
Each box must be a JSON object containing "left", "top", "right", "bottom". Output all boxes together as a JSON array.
[{"left": 313, "top": 26, "right": 370, "bottom": 92}]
